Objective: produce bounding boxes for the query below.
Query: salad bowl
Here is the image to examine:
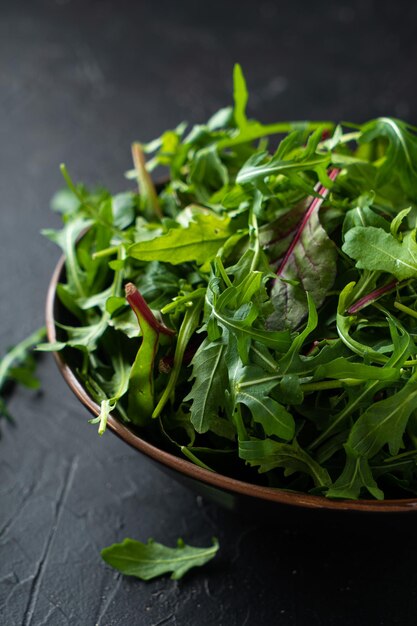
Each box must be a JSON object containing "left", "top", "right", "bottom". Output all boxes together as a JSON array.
[{"left": 42, "top": 67, "right": 417, "bottom": 517}]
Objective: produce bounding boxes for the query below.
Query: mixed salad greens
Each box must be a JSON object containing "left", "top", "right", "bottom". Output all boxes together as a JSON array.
[{"left": 40, "top": 65, "right": 417, "bottom": 500}]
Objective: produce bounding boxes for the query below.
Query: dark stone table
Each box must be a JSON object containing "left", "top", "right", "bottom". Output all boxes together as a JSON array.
[{"left": 1, "top": 1, "right": 417, "bottom": 624}]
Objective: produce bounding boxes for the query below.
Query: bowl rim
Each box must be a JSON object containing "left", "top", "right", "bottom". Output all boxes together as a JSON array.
[{"left": 46, "top": 254, "right": 417, "bottom": 513}]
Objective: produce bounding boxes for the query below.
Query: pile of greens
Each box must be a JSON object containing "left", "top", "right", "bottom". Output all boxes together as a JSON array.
[{"left": 41, "top": 65, "right": 417, "bottom": 500}]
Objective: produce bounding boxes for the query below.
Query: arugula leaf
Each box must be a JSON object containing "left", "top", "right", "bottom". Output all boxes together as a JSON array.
[
  {"left": 129, "top": 212, "right": 233, "bottom": 265},
  {"left": 42, "top": 217, "right": 93, "bottom": 297},
  {"left": 237, "top": 386, "right": 294, "bottom": 441},
  {"left": 126, "top": 283, "right": 164, "bottom": 426},
  {"left": 227, "top": 353, "right": 295, "bottom": 441},
  {"left": 343, "top": 226, "right": 417, "bottom": 280},
  {"left": 314, "top": 357, "right": 400, "bottom": 381},
  {"left": 0, "top": 328, "right": 46, "bottom": 418},
  {"left": 359, "top": 117, "right": 417, "bottom": 200},
  {"left": 101, "top": 537, "right": 219, "bottom": 581},
  {"left": 153, "top": 297, "right": 203, "bottom": 418},
  {"left": 347, "top": 372, "right": 417, "bottom": 459},
  {"left": 310, "top": 319, "right": 413, "bottom": 453},
  {"left": 326, "top": 445, "right": 384, "bottom": 500},
  {"left": 205, "top": 271, "right": 292, "bottom": 361},
  {"left": 335, "top": 282, "right": 389, "bottom": 363},
  {"left": 88, "top": 341, "right": 131, "bottom": 435},
  {"left": 342, "top": 194, "right": 390, "bottom": 236},
  {"left": 185, "top": 338, "right": 229, "bottom": 434},
  {"left": 233, "top": 63, "right": 249, "bottom": 130},
  {"left": 236, "top": 128, "right": 330, "bottom": 190},
  {"left": 239, "top": 438, "right": 331, "bottom": 487},
  {"left": 189, "top": 146, "right": 229, "bottom": 202},
  {"left": 38, "top": 316, "right": 109, "bottom": 353}
]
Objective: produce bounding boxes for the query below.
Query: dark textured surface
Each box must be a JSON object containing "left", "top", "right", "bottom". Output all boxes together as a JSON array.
[{"left": 2, "top": 1, "right": 417, "bottom": 624}]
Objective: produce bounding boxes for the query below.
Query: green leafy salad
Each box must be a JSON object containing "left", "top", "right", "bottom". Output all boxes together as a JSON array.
[{"left": 40, "top": 65, "right": 417, "bottom": 500}]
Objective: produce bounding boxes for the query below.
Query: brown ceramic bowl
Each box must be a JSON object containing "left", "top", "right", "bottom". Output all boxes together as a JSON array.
[{"left": 46, "top": 255, "right": 417, "bottom": 516}]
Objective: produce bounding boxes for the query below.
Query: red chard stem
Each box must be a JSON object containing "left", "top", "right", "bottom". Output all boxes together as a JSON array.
[
  {"left": 347, "top": 280, "right": 398, "bottom": 315},
  {"left": 125, "top": 283, "right": 176, "bottom": 336},
  {"left": 276, "top": 168, "right": 339, "bottom": 278}
]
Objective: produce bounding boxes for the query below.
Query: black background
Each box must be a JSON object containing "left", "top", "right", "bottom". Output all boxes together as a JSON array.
[{"left": 1, "top": 1, "right": 417, "bottom": 624}]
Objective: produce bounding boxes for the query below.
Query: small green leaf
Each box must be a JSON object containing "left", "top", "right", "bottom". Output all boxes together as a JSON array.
[
  {"left": 237, "top": 152, "right": 330, "bottom": 188},
  {"left": 359, "top": 117, "right": 417, "bottom": 200},
  {"left": 189, "top": 145, "right": 229, "bottom": 200},
  {"left": 129, "top": 213, "right": 233, "bottom": 265},
  {"left": 50, "top": 188, "right": 80, "bottom": 214},
  {"left": 314, "top": 357, "right": 400, "bottom": 381},
  {"left": 185, "top": 338, "right": 228, "bottom": 434},
  {"left": 326, "top": 445, "right": 384, "bottom": 500},
  {"left": 106, "top": 296, "right": 127, "bottom": 316},
  {"left": 239, "top": 438, "right": 331, "bottom": 487},
  {"left": 0, "top": 328, "right": 46, "bottom": 418},
  {"left": 236, "top": 126, "right": 330, "bottom": 191},
  {"left": 342, "top": 199, "right": 390, "bottom": 238},
  {"left": 336, "top": 282, "right": 388, "bottom": 363},
  {"left": 54, "top": 316, "right": 110, "bottom": 352},
  {"left": 390, "top": 207, "right": 411, "bottom": 238},
  {"left": 233, "top": 63, "right": 248, "bottom": 130},
  {"left": 89, "top": 343, "right": 131, "bottom": 434},
  {"left": 101, "top": 537, "right": 219, "bottom": 581},
  {"left": 343, "top": 226, "right": 417, "bottom": 280},
  {"left": 210, "top": 302, "right": 291, "bottom": 355},
  {"left": 348, "top": 373, "right": 417, "bottom": 458},
  {"left": 42, "top": 217, "right": 92, "bottom": 297},
  {"left": 0, "top": 328, "right": 46, "bottom": 392},
  {"left": 237, "top": 387, "right": 294, "bottom": 441}
]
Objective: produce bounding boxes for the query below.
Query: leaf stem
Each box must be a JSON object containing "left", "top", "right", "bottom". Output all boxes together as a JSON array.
[
  {"left": 215, "top": 257, "right": 233, "bottom": 288},
  {"left": 347, "top": 280, "right": 398, "bottom": 314},
  {"left": 217, "top": 121, "right": 335, "bottom": 150},
  {"left": 131, "top": 143, "right": 162, "bottom": 220},
  {"left": 232, "top": 404, "right": 248, "bottom": 440},
  {"left": 394, "top": 301, "right": 417, "bottom": 320},
  {"left": 92, "top": 245, "right": 120, "bottom": 260},
  {"left": 153, "top": 298, "right": 203, "bottom": 419},
  {"left": 276, "top": 168, "right": 339, "bottom": 279},
  {"left": 301, "top": 379, "right": 363, "bottom": 392},
  {"left": 180, "top": 446, "right": 215, "bottom": 471},
  {"left": 249, "top": 200, "right": 261, "bottom": 272},
  {"left": 161, "top": 289, "right": 206, "bottom": 314},
  {"left": 125, "top": 283, "right": 176, "bottom": 336}
]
